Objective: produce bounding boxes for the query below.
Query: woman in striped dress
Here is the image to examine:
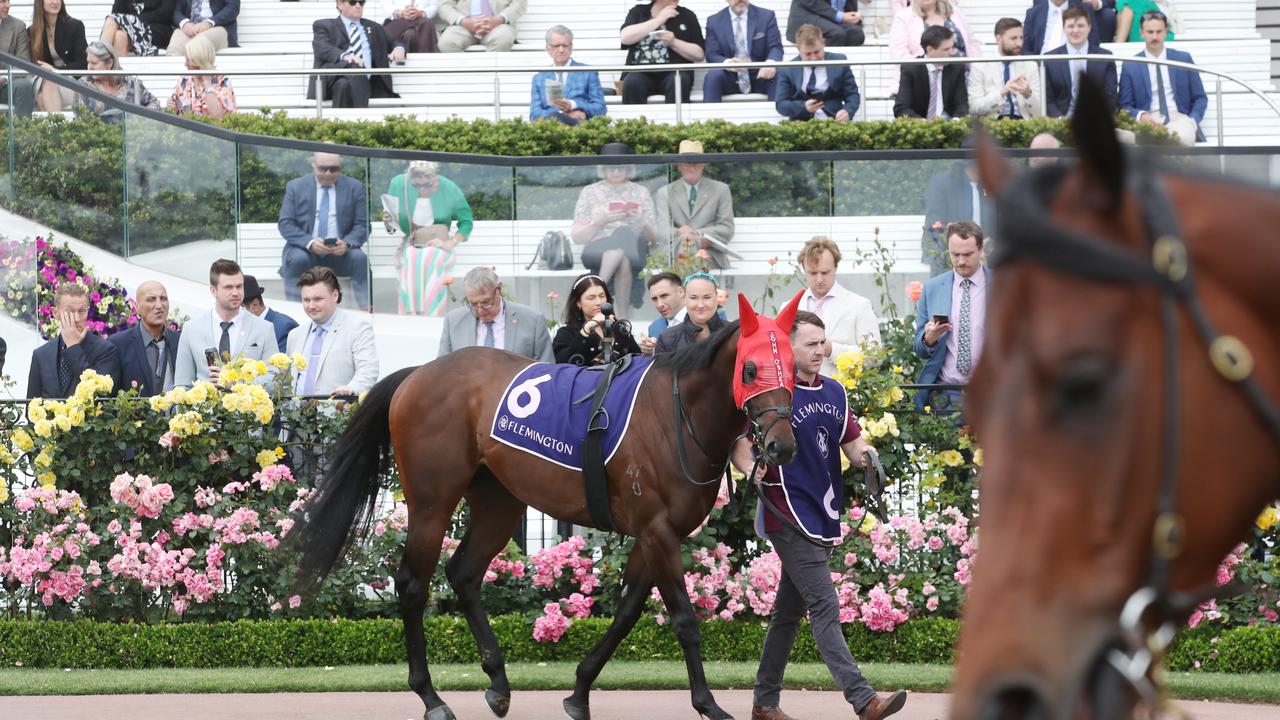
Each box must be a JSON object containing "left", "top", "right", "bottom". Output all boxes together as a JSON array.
[{"left": 383, "top": 161, "right": 474, "bottom": 316}]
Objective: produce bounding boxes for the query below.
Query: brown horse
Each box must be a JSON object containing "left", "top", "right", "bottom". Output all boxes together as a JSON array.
[
  {"left": 952, "top": 80, "right": 1280, "bottom": 720},
  {"left": 293, "top": 293, "right": 804, "bottom": 720}
]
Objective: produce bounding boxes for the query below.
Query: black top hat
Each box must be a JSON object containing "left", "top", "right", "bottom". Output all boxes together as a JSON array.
[
  {"left": 598, "top": 142, "right": 633, "bottom": 156},
  {"left": 243, "top": 275, "right": 265, "bottom": 303}
]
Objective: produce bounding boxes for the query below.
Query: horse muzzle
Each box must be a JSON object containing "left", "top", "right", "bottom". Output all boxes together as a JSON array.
[
  {"left": 760, "top": 437, "right": 796, "bottom": 466},
  {"left": 972, "top": 639, "right": 1138, "bottom": 720}
]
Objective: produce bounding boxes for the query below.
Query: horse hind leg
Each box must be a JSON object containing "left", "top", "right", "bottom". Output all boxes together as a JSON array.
[{"left": 399, "top": 502, "right": 461, "bottom": 720}]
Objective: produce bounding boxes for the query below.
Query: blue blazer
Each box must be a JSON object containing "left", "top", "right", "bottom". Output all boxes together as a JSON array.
[
  {"left": 172, "top": 0, "right": 239, "bottom": 47},
  {"left": 1043, "top": 44, "right": 1117, "bottom": 118},
  {"left": 264, "top": 307, "right": 299, "bottom": 352},
  {"left": 109, "top": 324, "right": 180, "bottom": 397},
  {"left": 27, "top": 333, "right": 122, "bottom": 399},
  {"left": 775, "top": 52, "right": 860, "bottom": 120},
  {"left": 1118, "top": 48, "right": 1207, "bottom": 142},
  {"left": 278, "top": 174, "right": 369, "bottom": 256},
  {"left": 1021, "top": 0, "right": 1109, "bottom": 56},
  {"left": 704, "top": 5, "right": 783, "bottom": 65},
  {"left": 912, "top": 268, "right": 991, "bottom": 409},
  {"left": 530, "top": 60, "right": 607, "bottom": 121}
]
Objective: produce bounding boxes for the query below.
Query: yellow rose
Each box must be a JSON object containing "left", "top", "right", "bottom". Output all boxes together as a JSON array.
[
  {"left": 255, "top": 360, "right": 268, "bottom": 375},
  {"left": 187, "top": 382, "right": 213, "bottom": 403},
  {"left": 0, "top": 482, "right": 8, "bottom": 503},
  {"left": 889, "top": 387, "right": 905, "bottom": 403},
  {"left": 34, "top": 449, "right": 53, "bottom": 468},
  {"left": 224, "top": 369, "right": 241, "bottom": 384},
  {"left": 269, "top": 353, "right": 292, "bottom": 371},
  {"left": 53, "top": 415, "right": 72, "bottom": 433},
  {"left": 939, "top": 449, "right": 964, "bottom": 467},
  {"left": 0, "top": 446, "right": 14, "bottom": 466},
  {"left": 859, "top": 514, "right": 877, "bottom": 533},
  {"left": 973, "top": 448, "right": 984, "bottom": 467},
  {"left": 27, "top": 399, "right": 46, "bottom": 423},
  {"left": 891, "top": 365, "right": 905, "bottom": 376},
  {"left": 1258, "top": 506, "right": 1278, "bottom": 532},
  {"left": 170, "top": 387, "right": 190, "bottom": 405},
  {"left": 37, "top": 471, "right": 56, "bottom": 488},
  {"left": 149, "top": 395, "right": 173, "bottom": 413},
  {"left": 12, "top": 428, "right": 34, "bottom": 451},
  {"left": 255, "top": 449, "right": 278, "bottom": 469},
  {"left": 274, "top": 446, "right": 286, "bottom": 459},
  {"left": 292, "top": 354, "right": 309, "bottom": 372},
  {"left": 33, "top": 419, "right": 53, "bottom": 438}
]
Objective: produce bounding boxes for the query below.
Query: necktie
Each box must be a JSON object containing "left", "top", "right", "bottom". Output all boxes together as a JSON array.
[
  {"left": 1003, "top": 62, "right": 1020, "bottom": 118},
  {"left": 970, "top": 182, "right": 982, "bottom": 227},
  {"left": 1069, "top": 51, "right": 1084, "bottom": 114},
  {"left": 1046, "top": 9, "right": 1064, "bottom": 52},
  {"left": 347, "top": 22, "right": 364, "bottom": 57},
  {"left": 688, "top": 184, "right": 697, "bottom": 214},
  {"left": 957, "top": 278, "right": 973, "bottom": 376},
  {"left": 57, "top": 346, "right": 71, "bottom": 395},
  {"left": 316, "top": 185, "right": 331, "bottom": 241},
  {"left": 302, "top": 326, "right": 327, "bottom": 394},
  {"left": 218, "top": 321, "right": 232, "bottom": 360},
  {"left": 805, "top": 68, "right": 817, "bottom": 94},
  {"left": 927, "top": 68, "right": 940, "bottom": 119},
  {"left": 1155, "top": 65, "right": 1170, "bottom": 120},
  {"left": 734, "top": 15, "right": 751, "bottom": 94},
  {"left": 483, "top": 320, "right": 495, "bottom": 348},
  {"left": 480, "top": 0, "right": 493, "bottom": 16}
]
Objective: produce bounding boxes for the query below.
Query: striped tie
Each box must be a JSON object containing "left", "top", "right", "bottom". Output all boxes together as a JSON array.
[{"left": 348, "top": 22, "right": 364, "bottom": 57}]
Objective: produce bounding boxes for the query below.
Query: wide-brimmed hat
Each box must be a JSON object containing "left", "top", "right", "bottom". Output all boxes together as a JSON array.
[
  {"left": 677, "top": 139, "right": 704, "bottom": 154},
  {"left": 598, "top": 142, "right": 633, "bottom": 156},
  {"left": 243, "top": 275, "right": 265, "bottom": 303}
]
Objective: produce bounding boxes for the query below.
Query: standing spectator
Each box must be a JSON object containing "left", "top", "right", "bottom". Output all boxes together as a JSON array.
[
  {"left": 967, "top": 18, "right": 1041, "bottom": 119},
  {"left": 384, "top": 160, "right": 472, "bottom": 316},
  {"left": 437, "top": 0, "right": 523, "bottom": 53},
  {"left": 642, "top": 271, "right": 684, "bottom": 354},
  {"left": 571, "top": 143, "right": 657, "bottom": 319},
  {"left": 285, "top": 267, "right": 378, "bottom": 396},
  {"left": 1114, "top": 0, "right": 1172, "bottom": 43},
  {"left": 654, "top": 271, "right": 725, "bottom": 355},
  {"left": 703, "top": 0, "right": 783, "bottom": 102},
  {"left": 310, "top": 0, "right": 405, "bottom": 109},
  {"left": 888, "top": 0, "right": 981, "bottom": 96},
  {"left": 100, "top": 0, "right": 175, "bottom": 56},
  {"left": 77, "top": 40, "right": 161, "bottom": 122},
  {"left": 786, "top": 0, "right": 863, "bottom": 47},
  {"left": 174, "top": 259, "right": 279, "bottom": 386},
  {"left": 619, "top": 0, "right": 705, "bottom": 105},
  {"left": 553, "top": 273, "right": 642, "bottom": 366},
  {"left": 110, "top": 280, "right": 178, "bottom": 396},
  {"left": 167, "top": 0, "right": 237, "bottom": 54},
  {"left": 1022, "top": 0, "right": 1115, "bottom": 57},
  {"left": 913, "top": 220, "right": 988, "bottom": 414},
  {"left": 797, "top": 235, "right": 880, "bottom": 377},
  {"left": 380, "top": 0, "right": 438, "bottom": 53},
  {"left": 278, "top": 151, "right": 372, "bottom": 312},
  {"left": 437, "top": 266, "right": 554, "bottom": 362},
  {"left": 530, "top": 25, "right": 606, "bottom": 125},
  {"left": 165, "top": 34, "right": 235, "bottom": 117},
  {"left": 921, "top": 157, "right": 993, "bottom": 276},
  {"left": 28, "top": 283, "right": 121, "bottom": 398},
  {"left": 1043, "top": 6, "right": 1116, "bottom": 118},
  {"left": 776, "top": 22, "right": 860, "bottom": 122},
  {"left": 1118, "top": 9, "right": 1204, "bottom": 145},
  {"left": 243, "top": 275, "right": 299, "bottom": 352},
  {"left": 29, "top": 0, "right": 87, "bottom": 112},
  {"left": 893, "top": 25, "right": 967, "bottom": 119},
  {"left": 655, "top": 140, "right": 736, "bottom": 269},
  {"left": 1, "top": 0, "right": 38, "bottom": 116}
]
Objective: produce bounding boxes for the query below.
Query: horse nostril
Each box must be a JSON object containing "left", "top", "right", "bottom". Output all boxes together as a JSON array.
[
  {"left": 980, "top": 684, "right": 1050, "bottom": 720},
  {"left": 774, "top": 443, "right": 795, "bottom": 465}
]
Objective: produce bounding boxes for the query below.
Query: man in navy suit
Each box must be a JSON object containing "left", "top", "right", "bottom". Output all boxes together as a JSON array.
[
  {"left": 529, "top": 25, "right": 607, "bottom": 125},
  {"left": 243, "top": 275, "right": 299, "bottom": 352},
  {"left": 786, "top": 0, "right": 863, "bottom": 47},
  {"left": 913, "top": 221, "right": 989, "bottom": 416},
  {"left": 1021, "top": 0, "right": 1115, "bottom": 57},
  {"left": 278, "top": 151, "right": 372, "bottom": 311},
  {"left": 110, "top": 281, "right": 180, "bottom": 397},
  {"left": 1118, "top": 10, "right": 1206, "bottom": 145},
  {"left": 169, "top": 0, "right": 240, "bottom": 54},
  {"left": 703, "top": 0, "right": 783, "bottom": 102},
  {"left": 28, "top": 284, "right": 121, "bottom": 399},
  {"left": 1043, "top": 6, "right": 1117, "bottom": 117},
  {"left": 775, "top": 23, "right": 859, "bottom": 122}
]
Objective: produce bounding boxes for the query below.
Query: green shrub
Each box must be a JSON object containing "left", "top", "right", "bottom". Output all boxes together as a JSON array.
[{"left": 1168, "top": 624, "right": 1280, "bottom": 673}]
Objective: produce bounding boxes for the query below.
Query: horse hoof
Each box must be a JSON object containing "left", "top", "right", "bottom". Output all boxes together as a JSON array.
[
  {"left": 425, "top": 704, "right": 457, "bottom": 720},
  {"left": 563, "top": 696, "right": 591, "bottom": 720},
  {"left": 485, "top": 688, "right": 511, "bottom": 718},
  {"left": 697, "top": 707, "right": 734, "bottom": 720}
]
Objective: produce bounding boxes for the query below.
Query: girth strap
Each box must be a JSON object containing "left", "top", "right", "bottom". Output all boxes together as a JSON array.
[{"left": 582, "top": 353, "right": 623, "bottom": 532}]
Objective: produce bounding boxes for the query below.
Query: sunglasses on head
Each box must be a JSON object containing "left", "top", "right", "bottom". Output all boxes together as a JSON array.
[
  {"left": 1140, "top": 10, "right": 1167, "bottom": 23},
  {"left": 316, "top": 164, "right": 341, "bottom": 172}
]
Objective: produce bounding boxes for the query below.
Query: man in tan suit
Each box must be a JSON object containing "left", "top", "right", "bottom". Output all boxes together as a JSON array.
[
  {"left": 655, "top": 140, "right": 737, "bottom": 269},
  {"left": 0, "top": 0, "right": 36, "bottom": 116},
  {"left": 437, "top": 0, "right": 525, "bottom": 52}
]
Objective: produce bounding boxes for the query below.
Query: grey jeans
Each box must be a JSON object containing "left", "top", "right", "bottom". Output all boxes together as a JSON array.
[{"left": 754, "top": 527, "right": 877, "bottom": 712}]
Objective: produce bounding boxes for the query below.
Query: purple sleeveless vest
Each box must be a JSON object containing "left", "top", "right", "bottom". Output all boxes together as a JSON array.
[{"left": 763, "top": 377, "right": 849, "bottom": 542}]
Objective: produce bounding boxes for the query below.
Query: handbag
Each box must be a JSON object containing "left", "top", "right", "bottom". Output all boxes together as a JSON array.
[{"left": 526, "top": 230, "right": 574, "bottom": 271}]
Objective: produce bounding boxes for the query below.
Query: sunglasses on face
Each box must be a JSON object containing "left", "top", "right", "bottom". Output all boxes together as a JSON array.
[
  {"left": 346, "top": 0, "right": 366, "bottom": 5},
  {"left": 412, "top": 177, "right": 438, "bottom": 189},
  {"left": 316, "top": 165, "right": 341, "bottom": 173}
]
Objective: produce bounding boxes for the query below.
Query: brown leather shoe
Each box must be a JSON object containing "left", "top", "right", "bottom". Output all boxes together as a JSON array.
[
  {"left": 751, "top": 705, "right": 799, "bottom": 720},
  {"left": 858, "top": 690, "right": 907, "bottom": 720}
]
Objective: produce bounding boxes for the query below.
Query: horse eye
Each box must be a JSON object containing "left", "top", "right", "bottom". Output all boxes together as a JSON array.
[
  {"left": 741, "top": 361, "right": 757, "bottom": 385},
  {"left": 1050, "top": 359, "right": 1113, "bottom": 421}
]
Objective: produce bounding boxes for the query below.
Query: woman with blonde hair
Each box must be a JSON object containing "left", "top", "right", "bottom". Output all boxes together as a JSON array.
[
  {"left": 29, "top": 0, "right": 87, "bottom": 111},
  {"left": 166, "top": 34, "right": 235, "bottom": 116},
  {"left": 888, "top": 0, "right": 981, "bottom": 94},
  {"left": 383, "top": 160, "right": 474, "bottom": 316}
]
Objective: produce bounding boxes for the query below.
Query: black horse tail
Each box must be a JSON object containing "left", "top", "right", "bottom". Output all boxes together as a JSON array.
[{"left": 292, "top": 366, "right": 416, "bottom": 593}]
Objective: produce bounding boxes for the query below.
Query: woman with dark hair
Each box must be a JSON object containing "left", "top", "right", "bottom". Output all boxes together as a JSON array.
[
  {"left": 618, "top": 0, "right": 704, "bottom": 104},
  {"left": 654, "top": 271, "right": 726, "bottom": 355},
  {"left": 553, "top": 273, "right": 642, "bottom": 366},
  {"left": 29, "top": 0, "right": 88, "bottom": 111},
  {"left": 99, "top": 0, "right": 176, "bottom": 57}
]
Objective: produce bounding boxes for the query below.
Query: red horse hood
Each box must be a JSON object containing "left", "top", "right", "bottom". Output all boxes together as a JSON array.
[{"left": 733, "top": 291, "right": 802, "bottom": 409}]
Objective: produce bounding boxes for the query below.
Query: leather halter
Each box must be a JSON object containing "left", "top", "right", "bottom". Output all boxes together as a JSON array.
[{"left": 993, "top": 153, "right": 1280, "bottom": 710}]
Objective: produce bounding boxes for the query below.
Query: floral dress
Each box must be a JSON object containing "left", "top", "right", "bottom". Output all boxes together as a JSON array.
[{"left": 167, "top": 75, "right": 237, "bottom": 116}]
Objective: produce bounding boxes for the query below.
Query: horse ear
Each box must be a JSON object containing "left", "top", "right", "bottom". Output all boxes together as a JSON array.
[
  {"left": 973, "top": 126, "right": 1013, "bottom": 199},
  {"left": 1071, "top": 75, "right": 1126, "bottom": 212},
  {"left": 738, "top": 293, "right": 759, "bottom": 337},
  {"left": 774, "top": 290, "right": 804, "bottom": 336}
]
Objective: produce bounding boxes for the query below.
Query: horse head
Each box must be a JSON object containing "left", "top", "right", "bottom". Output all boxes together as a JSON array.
[
  {"left": 952, "top": 78, "right": 1280, "bottom": 720},
  {"left": 734, "top": 291, "right": 802, "bottom": 466}
]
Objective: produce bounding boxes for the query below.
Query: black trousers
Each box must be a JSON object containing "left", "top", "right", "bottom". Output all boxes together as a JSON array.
[
  {"left": 329, "top": 76, "right": 373, "bottom": 109},
  {"left": 621, "top": 69, "right": 694, "bottom": 104}
]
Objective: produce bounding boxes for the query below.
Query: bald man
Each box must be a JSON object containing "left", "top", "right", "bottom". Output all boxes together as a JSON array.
[
  {"left": 109, "top": 280, "right": 181, "bottom": 396},
  {"left": 278, "top": 152, "right": 372, "bottom": 310},
  {"left": 1027, "top": 132, "right": 1062, "bottom": 168}
]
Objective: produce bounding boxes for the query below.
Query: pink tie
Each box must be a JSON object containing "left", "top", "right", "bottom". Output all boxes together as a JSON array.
[{"left": 480, "top": 0, "right": 493, "bottom": 15}]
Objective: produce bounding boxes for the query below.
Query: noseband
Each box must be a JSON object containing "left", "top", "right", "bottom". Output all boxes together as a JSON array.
[
  {"left": 671, "top": 366, "right": 791, "bottom": 487},
  {"left": 993, "top": 153, "right": 1280, "bottom": 712}
]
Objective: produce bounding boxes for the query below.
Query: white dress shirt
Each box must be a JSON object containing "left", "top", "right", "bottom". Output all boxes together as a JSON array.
[
  {"left": 1143, "top": 50, "right": 1178, "bottom": 118},
  {"left": 1043, "top": 1, "right": 1067, "bottom": 53},
  {"left": 211, "top": 308, "right": 247, "bottom": 357}
]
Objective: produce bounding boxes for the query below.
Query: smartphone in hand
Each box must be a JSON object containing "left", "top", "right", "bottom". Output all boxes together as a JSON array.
[{"left": 932, "top": 314, "right": 950, "bottom": 326}]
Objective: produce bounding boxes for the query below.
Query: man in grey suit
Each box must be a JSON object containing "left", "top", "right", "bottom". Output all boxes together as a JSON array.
[
  {"left": 278, "top": 151, "right": 372, "bottom": 311},
  {"left": 174, "top": 259, "right": 280, "bottom": 386},
  {"left": 655, "top": 140, "right": 736, "bottom": 270},
  {"left": 285, "top": 266, "right": 378, "bottom": 396},
  {"left": 0, "top": 0, "right": 36, "bottom": 116},
  {"left": 437, "top": 266, "right": 554, "bottom": 363}
]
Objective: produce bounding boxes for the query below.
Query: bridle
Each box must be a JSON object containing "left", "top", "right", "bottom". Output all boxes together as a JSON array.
[
  {"left": 671, "top": 365, "right": 791, "bottom": 487},
  {"left": 993, "top": 152, "right": 1280, "bottom": 713}
]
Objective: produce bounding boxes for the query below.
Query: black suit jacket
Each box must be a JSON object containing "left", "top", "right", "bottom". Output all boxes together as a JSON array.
[
  {"left": 33, "top": 16, "right": 87, "bottom": 70},
  {"left": 1021, "top": 0, "right": 1114, "bottom": 56},
  {"left": 894, "top": 62, "right": 968, "bottom": 119},
  {"left": 787, "top": 0, "right": 857, "bottom": 41},
  {"left": 1043, "top": 44, "right": 1116, "bottom": 117},
  {"left": 27, "top": 333, "right": 121, "bottom": 399},
  {"left": 108, "top": 324, "right": 180, "bottom": 397},
  {"left": 308, "top": 17, "right": 402, "bottom": 100}
]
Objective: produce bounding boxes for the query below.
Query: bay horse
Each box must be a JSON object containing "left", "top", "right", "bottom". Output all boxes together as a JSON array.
[
  {"left": 293, "top": 293, "right": 805, "bottom": 720},
  {"left": 952, "top": 80, "right": 1280, "bottom": 720}
]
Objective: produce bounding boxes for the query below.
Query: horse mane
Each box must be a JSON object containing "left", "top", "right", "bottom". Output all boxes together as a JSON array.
[{"left": 652, "top": 320, "right": 741, "bottom": 373}]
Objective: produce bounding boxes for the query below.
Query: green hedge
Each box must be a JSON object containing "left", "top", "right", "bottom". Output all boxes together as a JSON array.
[{"left": 1168, "top": 624, "right": 1280, "bottom": 673}]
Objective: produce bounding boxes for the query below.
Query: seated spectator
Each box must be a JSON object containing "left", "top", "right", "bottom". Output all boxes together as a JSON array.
[
  {"left": 29, "top": 0, "right": 87, "bottom": 112},
  {"left": 776, "top": 23, "right": 860, "bottom": 122},
  {"left": 309, "top": 0, "right": 405, "bottom": 109},
  {"left": 619, "top": 0, "right": 705, "bottom": 105},
  {"left": 437, "top": 0, "right": 522, "bottom": 53},
  {"left": 1028, "top": 131, "right": 1062, "bottom": 168},
  {"left": 1114, "top": 0, "right": 1172, "bottom": 42},
  {"left": 174, "top": 259, "right": 279, "bottom": 386},
  {"left": 922, "top": 156, "right": 993, "bottom": 275},
  {"left": 889, "top": 0, "right": 981, "bottom": 95},
  {"left": 243, "top": 275, "right": 298, "bottom": 352},
  {"left": 530, "top": 25, "right": 606, "bottom": 126},
  {"left": 797, "top": 235, "right": 880, "bottom": 377},
  {"left": 571, "top": 143, "right": 657, "bottom": 319},
  {"left": 384, "top": 160, "right": 473, "bottom": 316},
  {"left": 28, "top": 283, "right": 121, "bottom": 399},
  {"left": 166, "top": 34, "right": 235, "bottom": 116},
  {"left": 703, "top": 0, "right": 783, "bottom": 102},
  {"left": 1022, "top": 0, "right": 1115, "bottom": 57},
  {"left": 1, "top": 0, "right": 36, "bottom": 117},
  {"left": 278, "top": 152, "right": 372, "bottom": 312},
  {"left": 655, "top": 140, "right": 735, "bottom": 269},
  {"left": 109, "top": 280, "right": 178, "bottom": 396},
  {"left": 100, "top": 0, "right": 175, "bottom": 56},
  {"left": 553, "top": 273, "right": 642, "bottom": 366},
  {"left": 286, "top": 267, "right": 378, "bottom": 396},
  {"left": 967, "top": 18, "right": 1041, "bottom": 119},
  {"left": 438, "top": 266, "right": 554, "bottom": 361},
  {"left": 786, "top": 0, "right": 863, "bottom": 47},
  {"left": 1119, "top": 9, "right": 1204, "bottom": 146},
  {"left": 642, "top": 270, "right": 684, "bottom": 355},
  {"left": 77, "top": 40, "right": 160, "bottom": 121},
  {"left": 380, "top": 0, "right": 438, "bottom": 54},
  {"left": 893, "top": 25, "right": 967, "bottom": 119},
  {"left": 655, "top": 272, "right": 726, "bottom": 355},
  {"left": 167, "top": 0, "right": 238, "bottom": 54},
  {"left": 1043, "top": 6, "right": 1116, "bottom": 118}
]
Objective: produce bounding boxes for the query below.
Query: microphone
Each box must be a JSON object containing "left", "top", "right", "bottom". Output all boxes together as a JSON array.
[{"left": 599, "top": 303, "right": 616, "bottom": 332}]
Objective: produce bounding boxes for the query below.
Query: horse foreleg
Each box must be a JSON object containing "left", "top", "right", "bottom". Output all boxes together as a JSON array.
[{"left": 398, "top": 511, "right": 455, "bottom": 720}]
